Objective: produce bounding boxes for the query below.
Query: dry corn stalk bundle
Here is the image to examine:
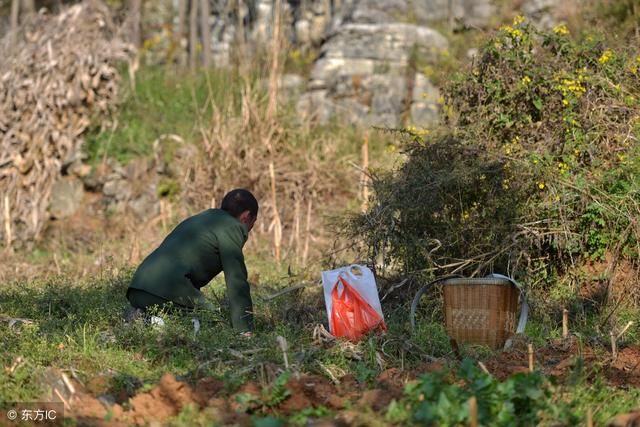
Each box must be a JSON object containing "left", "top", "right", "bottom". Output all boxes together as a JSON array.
[{"left": 0, "top": 0, "right": 133, "bottom": 246}]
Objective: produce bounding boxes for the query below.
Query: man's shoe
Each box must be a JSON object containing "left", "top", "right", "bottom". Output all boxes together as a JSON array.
[{"left": 149, "top": 315, "right": 166, "bottom": 328}]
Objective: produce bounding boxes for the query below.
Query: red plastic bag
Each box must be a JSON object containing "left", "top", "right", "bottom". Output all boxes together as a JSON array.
[{"left": 330, "top": 276, "right": 387, "bottom": 341}]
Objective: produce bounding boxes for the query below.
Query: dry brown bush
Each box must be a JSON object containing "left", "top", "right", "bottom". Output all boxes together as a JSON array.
[
  {"left": 0, "top": 0, "right": 133, "bottom": 247},
  {"left": 179, "top": 78, "right": 360, "bottom": 266}
]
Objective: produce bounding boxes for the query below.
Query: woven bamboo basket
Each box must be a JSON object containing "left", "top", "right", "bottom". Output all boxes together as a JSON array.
[{"left": 442, "top": 277, "right": 519, "bottom": 349}]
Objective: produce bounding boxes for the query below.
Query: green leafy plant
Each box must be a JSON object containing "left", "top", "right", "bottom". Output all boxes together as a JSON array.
[
  {"left": 394, "top": 359, "right": 579, "bottom": 426},
  {"left": 265, "top": 371, "right": 292, "bottom": 407}
]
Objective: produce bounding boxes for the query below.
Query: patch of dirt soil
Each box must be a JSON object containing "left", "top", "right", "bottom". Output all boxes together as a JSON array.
[
  {"left": 336, "top": 373, "right": 361, "bottom": 400},
  {"left": 70, "top": 392, "right": 110, "bottom": 422},
  {"left": 127, "top": 373, "right": 199, "bottom": 425},
  {"left": 193, "top": 377, "right": 225, "bottom": 406},
  {"left": 279, "top": 374, "right": 338, "bottom": 412},
  {"left": 377, "top": 367, "right": 411, "bottom": 389},
  {"left": 357, "top": 388, "right": 394, "bottom": 412},
  {"left": 67, "top": 373, "right": 227, "bottom": 426},
  {"left": 606, "top": 346, "right": 640, "bottom": 387},
  {"left": 271, "top": 369, "right": 418, "bottom": 415},
  {"left": 483, "top": 339, "right": 640, "bottom": 388},
  {"left": 483, "top": 337, "right": 599, "bottom": 381},
  {"left": 580, "top": 256, "right": 639, "bottom": 305},
  {"left": 608, "top": 410, "right": 640, "bottom": 427},
  {"left": 62, "top": 344, "right": 640, "bottom": 425}
]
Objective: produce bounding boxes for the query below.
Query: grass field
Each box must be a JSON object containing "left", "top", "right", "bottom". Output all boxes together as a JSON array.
[{"left": 2, "top": 255, "right": 640, "bottom": 426}]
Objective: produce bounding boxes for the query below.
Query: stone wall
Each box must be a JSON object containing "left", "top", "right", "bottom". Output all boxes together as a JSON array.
[
  {"left": 298, "top": 23, "right": 448, "bottom": 127},
  {"left": 44, "top": 0, "right": 563, "bottom": 130},
  {"left": 179, "top": 0, "right": 497, "bottom": 127}
]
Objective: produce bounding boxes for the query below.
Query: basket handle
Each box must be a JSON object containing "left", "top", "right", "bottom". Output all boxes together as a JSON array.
[
  {"left": 485, "top": 273, "right": 529, "bottom": 335},
  {"left": 409, "top": 275, "right": 462, "bottom": 332}
]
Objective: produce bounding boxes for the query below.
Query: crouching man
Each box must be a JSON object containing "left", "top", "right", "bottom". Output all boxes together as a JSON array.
[{"left": 125, "top": 188, "right": 258, "bottom": 333}]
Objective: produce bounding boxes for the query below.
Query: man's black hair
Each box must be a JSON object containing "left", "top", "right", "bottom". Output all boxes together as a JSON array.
[{"left": 221, "top": 189, "right": 259, "bottom": 218}]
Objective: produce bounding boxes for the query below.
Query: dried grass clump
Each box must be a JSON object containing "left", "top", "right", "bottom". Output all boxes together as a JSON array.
[
  {"left": 0, "top": 0, "right": 133, "bottom": 247},
  {"left": 179, "top": 79, "right": 358, "bottom": 265}
]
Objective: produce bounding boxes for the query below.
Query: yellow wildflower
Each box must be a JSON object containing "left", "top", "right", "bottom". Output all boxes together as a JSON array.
[
  {"left": 553, "top": 24, "right": 569, "bottom": 35},
  {"left": 513, "top": 15, "right": 526, "bottom": 26},
  {"left": 521, "top": 75, "right": 531, "bottom": 85},
  {"left": 407, "top": 125, "right": 430, "bottom": 137},
  {"left": 538, "top": 182, "right": 545, "bottom": 190},
  {"left": 500, "top": 25, "right": 523, "bottom": 39},
  {"left": 142, "top": 34, "right": 163, "bottom": 51},
  {"left": 422, "top": 65, "right": 434, "bottom": 77},
  {"left": 289, "top": 49, "right": 302, "bottom": 61},
  {"left": 557, "top": 162, "right": 569, "bottom": 174},
  {"left": 598, "top": 49, "right": 613, "bottom": 65}
]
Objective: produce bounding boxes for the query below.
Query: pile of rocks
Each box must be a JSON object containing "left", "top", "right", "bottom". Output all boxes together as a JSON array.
[{"left": 298, "top": 23, "right": 447, "bottom": 127}]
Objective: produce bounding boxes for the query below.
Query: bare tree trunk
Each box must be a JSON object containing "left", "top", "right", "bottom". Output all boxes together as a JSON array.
[
  {"left": 200, "top": 0, "right": 211, "bottom": 67},
  {"left": 126, "top": 0, "right": 142, "bottom": 48},
  {"left": 633, "top": 0, "right": 639, "bottom": 38},
  {"left": 189, "top": 0, "right": 199, "bottom": 71},
  {"left": 361, "top": 131, "right": 369, "bottom": 212},
  {"left": 21, "top": 0, "right": 35, "bottom": 15},
  {"left": 265, "top": 0, "right": 283, "bottom": 263},
  {"left": 10, "top": 0, "right": 20, "bottom": 33},
  {"left": 236, "top": 0, "right": 247, "bottom": 76},
  {"left": 323, "top": 0, "right": 331, "bottom": 26},
  {"left": 266, "top": 0, "right": 282, "bottom": 121},
  {"left": 176, "top": 0, "right": 188, "bottom": 67},
  {"left": 3, "top": 195, "right": 12, "bottom": 252}
]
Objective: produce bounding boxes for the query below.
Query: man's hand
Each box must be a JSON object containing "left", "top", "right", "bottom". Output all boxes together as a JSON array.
[{"left": 194, "top": 293, "right": 218, "bottom": 312}]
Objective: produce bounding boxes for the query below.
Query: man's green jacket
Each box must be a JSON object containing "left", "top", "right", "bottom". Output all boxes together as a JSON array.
[{"left": 128, "top": 208, "right": 253, "bottom": 331}]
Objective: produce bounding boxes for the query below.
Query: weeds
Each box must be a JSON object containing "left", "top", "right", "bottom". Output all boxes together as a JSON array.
[
  {"left": 84, "top": 66, "right": 246, "bottom": 164},
  {"left": 2, "top": 263, "right": 640, "bottom": 425},
  {"left": 349, "top": 18, "right": 640, "bottom": 317}
]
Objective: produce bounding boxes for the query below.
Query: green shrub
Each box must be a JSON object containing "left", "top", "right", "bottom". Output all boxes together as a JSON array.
[{"left": 351, "top": 17, "right": 640, "bottom": 293}]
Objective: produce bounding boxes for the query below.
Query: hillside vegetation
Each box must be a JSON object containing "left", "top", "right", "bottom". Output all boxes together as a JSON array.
[
  {"left": 2, "top": 2, "right": 640, "bottom": 426},
  {"left": 352, "top": 18, "right": 639, "bottom": 313}
]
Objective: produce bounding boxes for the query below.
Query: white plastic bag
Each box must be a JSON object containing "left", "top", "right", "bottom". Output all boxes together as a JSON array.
[{"left": 321, "top": 264, "right": 386, "bottom": 340}]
